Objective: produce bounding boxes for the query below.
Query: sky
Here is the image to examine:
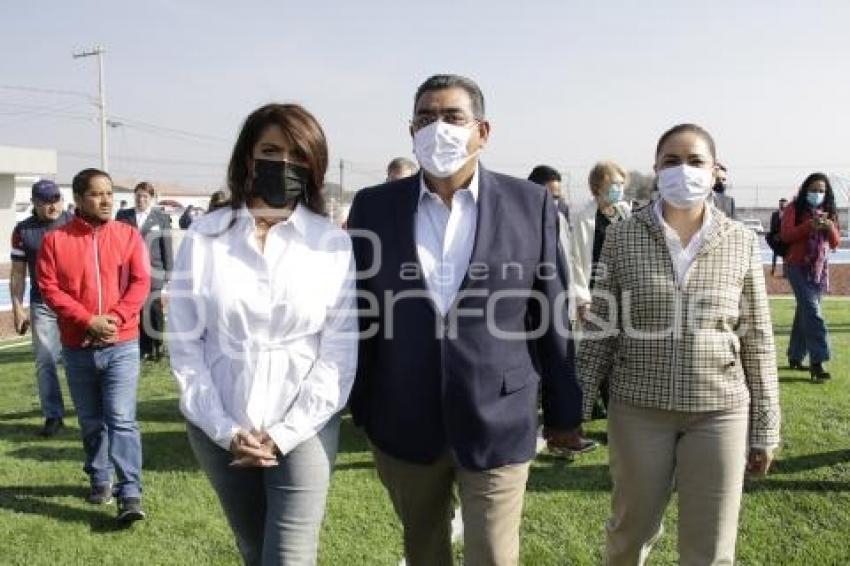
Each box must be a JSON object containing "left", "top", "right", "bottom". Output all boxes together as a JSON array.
[{"left": 2, "top": 0, "right": 850, "bottom": 208}]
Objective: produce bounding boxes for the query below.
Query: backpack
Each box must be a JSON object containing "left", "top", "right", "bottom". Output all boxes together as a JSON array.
[{"left": 765, "top": 231, "right": 788, "bottom": 257}]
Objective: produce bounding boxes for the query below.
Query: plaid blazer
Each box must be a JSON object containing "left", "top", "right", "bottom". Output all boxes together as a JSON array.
[{"left": 577, "top": 204, "right": 781, "bottom": 446}]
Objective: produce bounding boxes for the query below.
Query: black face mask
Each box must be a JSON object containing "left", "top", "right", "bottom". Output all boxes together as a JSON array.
[
  {"left": 252, "top": 159, "right": 313, "bottom": 208},
  {"left": 713, "top": 181, "right": 726, "bottom": 194}
]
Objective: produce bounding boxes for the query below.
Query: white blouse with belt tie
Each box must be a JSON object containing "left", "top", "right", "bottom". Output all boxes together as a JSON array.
[{"left": 168, "top": 204, "right": 357, "bottom": 456}]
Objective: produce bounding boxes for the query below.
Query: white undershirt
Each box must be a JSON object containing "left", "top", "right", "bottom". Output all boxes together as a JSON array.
[
  {"left": 653, "top": 199, "right": 712, "bottom": 287},
  {"left": 415, "top": 166, "right": 480, "bottom": 315},
  {"left": 134, "top": 208, "right": 149, "bottom": 229}
]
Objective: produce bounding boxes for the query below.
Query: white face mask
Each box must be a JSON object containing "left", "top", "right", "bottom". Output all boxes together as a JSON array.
[
  {"left": 412, "top": 120, "right": 476, "bottom": 178},
  {"left": 657, "top": 164, "right": 713, "bottom": 209}
]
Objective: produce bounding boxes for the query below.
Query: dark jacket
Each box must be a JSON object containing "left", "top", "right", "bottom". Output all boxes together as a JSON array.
[
  {"left": 710, "top": 191, "right": 736, "bottom": 219},
  {"left": 10, "top": 211, "right": 72, "bottom": 304},
  {"left": 347, "top": 166, "right": 582, "bottom": 471},
  {"left": 117, "top": 207, "right": 174, "bottom": 290}
]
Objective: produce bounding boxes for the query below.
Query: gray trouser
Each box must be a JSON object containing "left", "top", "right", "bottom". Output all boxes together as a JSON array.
[{"left": 187, "top": 415, "right": 340, "bottom": 566}]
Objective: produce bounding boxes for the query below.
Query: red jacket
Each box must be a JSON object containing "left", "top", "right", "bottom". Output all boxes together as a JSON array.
[
  {"left": 780, "top": 203, "right": 841, "bottom": 265},
  {"left": 37, "top": 215, "right": 151, "bottom": 347}
]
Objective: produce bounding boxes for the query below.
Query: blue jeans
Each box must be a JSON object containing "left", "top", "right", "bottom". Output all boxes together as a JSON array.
[
  {"left": 786, "top": 264, "right": 831, "bottom": 364},
  {"left": 63, "top": 340, "right": 143, "bottom": 499},
  {"left": 30, "top": 302, "right": 64, "bottom": 419},
  {"left": 187, "top": 415, "right": 340, "bottom": 566}
]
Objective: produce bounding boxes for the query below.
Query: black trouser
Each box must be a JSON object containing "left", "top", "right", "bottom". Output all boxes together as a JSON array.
[
  {"left": 592, "top": 377, "right": 610, "bottom": 419},
  {"left": 140, "top": 294, "right": 164, "bottom": 358},
  {"left": 772, "top": 252, "right": 782, "bottom": 274}
]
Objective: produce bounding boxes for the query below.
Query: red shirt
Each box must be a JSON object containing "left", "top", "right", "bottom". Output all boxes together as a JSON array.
[
  {"left": 37, "top": 215, "right": 151, "bottom": 347},
  {"left": 780, "top": 203, "right": 841, "bottom": 265}
]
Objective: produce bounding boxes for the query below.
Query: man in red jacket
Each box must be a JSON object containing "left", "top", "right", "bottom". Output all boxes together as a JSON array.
[{"left": 38, "top": 168, "right": 150, "bottom": 524}]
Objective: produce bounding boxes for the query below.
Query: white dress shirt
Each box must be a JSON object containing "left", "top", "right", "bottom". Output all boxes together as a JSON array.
[
  {"left": 415, "top": 167, "right": 479, "bottom": 315},
  {"left": 134, "top": 208, "right": 149, "bottom": 229},
  {"left": 168, "top": 204, "right": 358, "bottom": 455},
  {"left": 654, "top": 199, "right": 712, "bottom": 287}
]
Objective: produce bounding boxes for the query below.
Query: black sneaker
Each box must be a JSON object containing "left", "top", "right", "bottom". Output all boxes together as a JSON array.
[
  {"left": 789, "top": 360, "right": 807, "bottom": 371},
  {"left": 811, "top": 363, "right": 831, "bottom": 382},
  {"left": 117, "top": 498, "right": 146, "bottom": 524},
  {"left": 548, "top": 437, "right": 599, "bottom": 458},
  {"left": 86, "top": 484, "right": 113, "bottom": 505},
  {"left": 39, "top": 417, "right": 64, "bottom": 437}
]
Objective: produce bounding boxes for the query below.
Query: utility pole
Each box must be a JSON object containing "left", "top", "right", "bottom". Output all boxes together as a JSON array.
[
  {"left": 73, "top": 45, "right": 108, "bottom": 172},
  {"left": 339, "top": 159, "right": 345, "bottom": 200}
]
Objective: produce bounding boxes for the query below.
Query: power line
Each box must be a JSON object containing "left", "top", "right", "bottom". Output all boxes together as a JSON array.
[
  {"left": 0, "top": 100, "right": 91, "bottom": 114},
  {"left": 59, "top": 149, "right": 223, "bottom": 168},
  {"left": 0, "top": 84, "right": 93, "bottom": 100},
  {"left": 0, "top": 101, "right": 89, "bottom": 127},
  {"left": 110, "top": 115, "right": 229, "bottom": 143}
]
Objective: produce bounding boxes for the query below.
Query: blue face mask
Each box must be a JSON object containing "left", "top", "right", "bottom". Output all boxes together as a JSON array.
[
  {"left": 606, "top": 184, "right": 624, "bottom": 204},
  {"left": 806, "top": 191, "right": 825, "bottom": 208}
]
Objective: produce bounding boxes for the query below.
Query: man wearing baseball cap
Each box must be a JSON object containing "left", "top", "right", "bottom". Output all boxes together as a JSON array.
[{"left": 9, "top": 179, "right": 73, "bottom": 437}]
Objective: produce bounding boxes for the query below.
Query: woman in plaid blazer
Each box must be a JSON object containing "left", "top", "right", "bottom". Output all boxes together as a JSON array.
[{"left": 577, "top": 124, "right": 781, "bottom": 565}]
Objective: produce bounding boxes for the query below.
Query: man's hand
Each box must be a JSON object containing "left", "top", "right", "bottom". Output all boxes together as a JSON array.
[
  {"left": 87, "top": 314, "right": 119, "bottom": 341},
  {"left": 13, "top": 307, "right": 30, "bottom": 335},
  {"left": 746, "top": 448, "right": 774, "bottom": 477},
  {"left": 576, "top": 304, "right": 589, "bottom": 323},
  {"left": 229, "top": 430, "right": 277, "bottom": 467}
]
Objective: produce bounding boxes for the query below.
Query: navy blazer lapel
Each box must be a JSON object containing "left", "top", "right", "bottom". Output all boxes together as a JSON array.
[
  {"left": 461, "top": 165, "right": 502, "bottom": 290},
  {"left": 394, "top": 176, "right": 427, "bottom": 286}
]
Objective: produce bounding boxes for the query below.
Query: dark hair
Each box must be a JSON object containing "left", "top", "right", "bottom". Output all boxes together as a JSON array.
[
  {"left": 208, "top": 190, "right": 229, "bottom": 212},
  {"left": 227, "top": 103, "right": 328, "bottom": 216},
  {"left": 655, "top": 123, "right": 717, "bottom": 160},
  {"left": 72, "top": 168, "right": 111, "bottom": 197},
  {"left": 387, "top": 157, "right": 418, "bottom": 176},
  {"left": 134, "top": 181, "right": 155, "bottom": 197},
  {"left": 414, "top": 74, "right": 485, "bottom": 119},
  {"left": 793, "top": 172, "right": 837, "bottom": 225},
  {"left": 528, "top": 165, "right": 561, "bottom": 186}
]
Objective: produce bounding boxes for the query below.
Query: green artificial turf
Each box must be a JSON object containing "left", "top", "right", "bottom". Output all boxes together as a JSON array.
[{"left": 0, "top": 298, "right": 847, "bottom": 565}]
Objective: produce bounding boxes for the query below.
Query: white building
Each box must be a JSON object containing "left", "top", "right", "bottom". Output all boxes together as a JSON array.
[{"left": 0, "top": 145, "right": 58, "bottom": 262}]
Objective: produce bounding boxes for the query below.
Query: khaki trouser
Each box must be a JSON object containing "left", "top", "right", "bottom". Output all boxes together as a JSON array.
[
  {"left": 371, "top": 445, "right": 530, "bottom": 566},
  {"left": 605, "top": 400, "right": 749, "bottom": 566}
]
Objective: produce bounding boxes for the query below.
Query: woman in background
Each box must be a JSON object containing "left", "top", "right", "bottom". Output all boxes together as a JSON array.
[
  {"left": 570, "top": 160, "right": 631, "bottom": 417},
  {"left": 781, "top": 173, "right": 840, "bottom": 381}
]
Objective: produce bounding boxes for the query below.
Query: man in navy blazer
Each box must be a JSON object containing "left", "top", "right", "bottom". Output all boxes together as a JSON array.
[
  {"left": 116, "top": 182, "right": 173, "bottom": 361},
  {"left": 347, "top": 74, "right": 585, "bottom": 566}
]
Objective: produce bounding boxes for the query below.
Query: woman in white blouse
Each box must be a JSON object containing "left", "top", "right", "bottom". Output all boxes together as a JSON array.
[{"left": 168, "top": 103, "right": 357, "bottom": 566}]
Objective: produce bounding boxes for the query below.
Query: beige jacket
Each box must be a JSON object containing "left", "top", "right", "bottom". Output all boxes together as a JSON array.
[{"left": 576, "top": 204, "right": 781, "bottom": 447}]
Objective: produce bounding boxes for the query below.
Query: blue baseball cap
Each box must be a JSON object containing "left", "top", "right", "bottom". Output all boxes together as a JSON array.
[{"left": 32, "top": 179, "right": 61, "bottom": 202}]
